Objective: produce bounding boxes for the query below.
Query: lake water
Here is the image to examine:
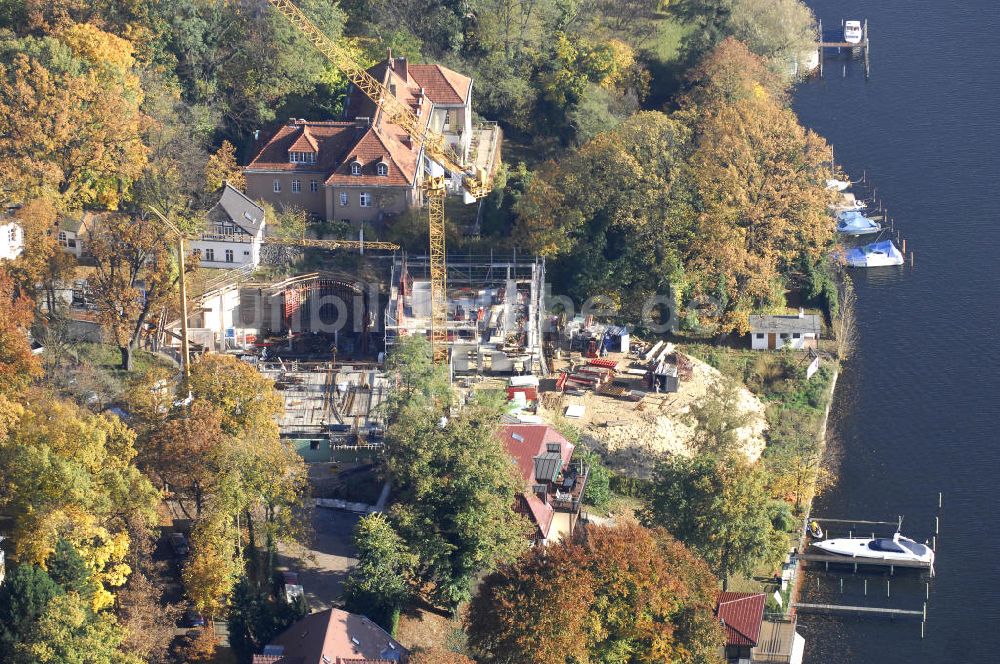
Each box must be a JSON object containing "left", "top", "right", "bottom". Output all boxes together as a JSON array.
[{"left": 793, "top": 1, "right": 1000, "bottom": 661}]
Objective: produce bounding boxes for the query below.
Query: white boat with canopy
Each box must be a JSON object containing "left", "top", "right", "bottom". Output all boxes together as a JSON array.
[{"left": 812, "top": 532, "right": 934, "bottom": 564}]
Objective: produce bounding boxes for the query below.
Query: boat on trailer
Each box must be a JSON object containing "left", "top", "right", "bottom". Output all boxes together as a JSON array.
[
  {"left": 845, "top": 239, "right": 904, "bottom": 267},
  {"left": 812, "top": 532, "right": 934, "bottom": 565},
  {"left": 836, "top": 210, "right": 881, "bottom": 236}
]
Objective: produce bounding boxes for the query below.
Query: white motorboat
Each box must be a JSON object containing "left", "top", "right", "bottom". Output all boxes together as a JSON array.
[
  {"left": 812, "top": 532, "right": 934, "bottom": 564},
  {"left": 844, "top": 20, "right": 863, "bottom": 45},
  {"left": 845, "top": 240, "right": 905, "bottom": 267},
  {"left": 826, "top": 178, "right": 851, "bottom": 192}
]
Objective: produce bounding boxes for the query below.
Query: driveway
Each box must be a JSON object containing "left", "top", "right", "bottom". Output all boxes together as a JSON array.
[{"left": 277, "top": 507, "right": 360, "bottom": 610}]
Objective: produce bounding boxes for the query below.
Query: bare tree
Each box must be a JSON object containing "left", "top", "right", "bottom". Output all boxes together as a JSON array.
[{"left": 831, "top": 272, "right": 857, "bottom": 360}]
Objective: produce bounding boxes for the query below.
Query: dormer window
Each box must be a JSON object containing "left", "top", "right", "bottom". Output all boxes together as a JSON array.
[
  {"left": 376, "top": 162, "right": 388, "bottom": 177},
  {"left": 350, "top": 161, "right": 362, "bottom": 176},
  {"left": 289, "top": 151, "right": 316, "bottom": 164}
]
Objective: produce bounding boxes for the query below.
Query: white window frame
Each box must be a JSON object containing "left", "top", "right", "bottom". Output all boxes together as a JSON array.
[
  {"left": 205, "top": 248, "right": 215, "bottom": 261},
  {"left": 359, "top": 192, "right": 372, "bottom": 208},
  {"left": 292, "top": 179, "right": 301, "bottom": 193},
  {"left": 273, "top": 179, "right": 281, "bottom": 193},
  {"left": 310, "top": 179, "right": 319, "bottom": 192},
  {"left": 225, "top": 249, "right": 234, "bottom": 263},
  {"left": 377, "top": 163, "right": 388, "bottom": 177},
  {"left": 289, "top": 151, "right": 316, "bottom": 164},
  {"left": 339, "top": 192, "right": 348, "bottom": 207},
  {"left": 350, "top": 162, "right": 362, "bottom": 176}
]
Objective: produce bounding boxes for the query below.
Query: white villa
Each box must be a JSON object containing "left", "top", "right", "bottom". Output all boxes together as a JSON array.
[
  {"left": 189, "top": 183, "right": 266, "bottom": 269},
  {"left": 0, "top": 218, "right": 23, "bottom": 260}
]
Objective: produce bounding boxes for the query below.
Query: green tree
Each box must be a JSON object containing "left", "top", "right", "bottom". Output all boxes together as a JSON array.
[
  {"left": 14, "top": 592, "right": 142, "bottom": 664},
  {"left": 0, "top": 563, "right": 62, "bottom": 660},
  {"left": 641, "top": 454, "right": 787, "bottom": 589},
  {"left": 46, "top": 539, "right": 98, "bottom": 600},
  {"left": 344, "top": 513, "right": 416, "bottom": 630},
  {"left": 685, "top": 379, "right": 753, "bottom": 457},
  {"left": 576, "top": 449, "right": 611, "bottom": 510},
  {"left": 381, "top": 340, "right": 527, "bottom": 611},
  {"left": 513, "top": 111, "right": 693, "bottom": 321}
]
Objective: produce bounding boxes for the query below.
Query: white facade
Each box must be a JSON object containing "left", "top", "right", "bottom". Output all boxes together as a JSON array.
[
  {"left": 190, "top": 184, "right": 266, "bottom": 270},
  {"left": 189, "top": 234, "right": 262, "bottom": 269},
  {"left": 750, "top": 331, "right": 816, "bottom": 351},
  {"left": 0, "top": 221, "right": 23, "bottom": 260},
  {"left": 749, "top": 314, "right": 821, "bottom": 351}
]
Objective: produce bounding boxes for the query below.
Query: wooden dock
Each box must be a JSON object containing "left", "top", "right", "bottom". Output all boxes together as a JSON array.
[
  {"left": 817, "top": 18, "right": 871, "bottom": 79},
  {"left": 794, "top": 602, "right": 925, "bottom": 619}
]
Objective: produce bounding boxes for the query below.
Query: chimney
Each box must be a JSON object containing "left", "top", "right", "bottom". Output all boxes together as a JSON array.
[
  {"left": 386, "top": 47, "right": 392, "bottom": 65},
  {"left": 354, "top": 116, "right": 371, "bottom": 129},
  {"left": 396, "top": 56, "right": 408, "bottom": 81},
  {"left": 799, "top": 307, "right": 805, "bottom": 318},
  {"left": 287, "top": 117, "right": 298, "bottom": 127}
]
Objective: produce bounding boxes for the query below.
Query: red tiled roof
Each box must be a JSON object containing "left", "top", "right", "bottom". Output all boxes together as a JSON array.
[
  {"left": 289, "top": 126, "right": 319, "bottom": 152},
  {"left": 259, "top": 608, "right": 408, "bottom": 664},
  {"left": 499, "top": 424, "right": 574, "bottom": 487},
  {"left": 716, "top": 592, "right": 766, "bottom": 648},
  {"left": 517, "top": 492, "right": 554, "bottom": 540},
  {"left": 408, "top": 64, "right": 471, "bottom": 105},
  {"left": 245, "top": 120, "right": 418, "bottom": 188}
]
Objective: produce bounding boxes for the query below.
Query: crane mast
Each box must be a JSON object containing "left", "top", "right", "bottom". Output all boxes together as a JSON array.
[{"left": 264, "top": 0, "right": 497, "bottom": 364}]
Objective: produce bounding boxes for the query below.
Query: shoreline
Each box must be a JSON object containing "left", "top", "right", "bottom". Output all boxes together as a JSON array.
[{"left": 789, "top": 363, "right": 841, "bottom": 609}]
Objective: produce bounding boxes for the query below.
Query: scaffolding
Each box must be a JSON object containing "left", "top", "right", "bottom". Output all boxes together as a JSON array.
[{"left": 385, "top": 252, "right": 547, "bottom": 375}]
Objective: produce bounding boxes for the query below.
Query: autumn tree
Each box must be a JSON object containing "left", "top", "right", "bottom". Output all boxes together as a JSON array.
[
  {"left": 205, "top": 140, "right": 245, "bottom": 193},
  {"left": 679, "top": 41, "right": 833, "bottom": 333},
  {"left": 0, "top": 394, "right": 159, "bottom": 607},
  {"left": 641, "top": 454, "right": 787, "bottom": 589},
  {"left": 88, "top": 214, "right": 174, "bottom": 371},
  {"left": 468, "top": 523, "right": 725, "bottom": 664},
  {"left": 344, "top": 513, "right": 416, "bottom": 630},
  {"left": 513, "top": 111, "right": 693, "bottom": 321},
  {"left": 144, "top": 400, "right": 229, "bottom": 517},
  {"left": 0, "top": 24, "right": 147, "bottom": 208},
  {"left": 6, "top": 196, "right": 76, "bottom": 315},
  {"left": 186, "top": 354, "right": 284, "bottom": 436},
  {"left": 0, "top": 268, "right": 42, "bottom": 397}
]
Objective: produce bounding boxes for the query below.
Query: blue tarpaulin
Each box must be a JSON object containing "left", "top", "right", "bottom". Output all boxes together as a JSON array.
[
  {"left": 846, "top": 240, "right": 904, "bottom": 267},
  {"left": 836, "top": 210, "right": 880, "bottom": 234}
]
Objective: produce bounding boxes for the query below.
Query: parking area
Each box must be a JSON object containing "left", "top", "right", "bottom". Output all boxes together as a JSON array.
[{"left": 277, "top": 507, "right": 360, "bottom": 610}]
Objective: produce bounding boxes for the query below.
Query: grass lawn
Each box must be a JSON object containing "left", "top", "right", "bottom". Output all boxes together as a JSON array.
[{"left": 71, "top": 341, "right": 175, "bottom": 375}]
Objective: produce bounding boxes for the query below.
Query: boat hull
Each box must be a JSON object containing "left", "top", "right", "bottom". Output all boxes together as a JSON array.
[{"left": 811, "top": 537, "right": 934, "bottom": 564}]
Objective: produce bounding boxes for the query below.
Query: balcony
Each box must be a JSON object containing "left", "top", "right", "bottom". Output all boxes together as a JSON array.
[
  {"left": 549, "top": 460, "right": 588, "bottom": 512},
  {"left": 198, "top": 232, "right": 253, "bottom": 243},
  {"left": 751, "top": 613, "right": 802, "bottom": 664}
]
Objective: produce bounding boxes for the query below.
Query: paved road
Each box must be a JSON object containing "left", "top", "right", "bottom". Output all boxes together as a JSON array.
[{"left": 277, "top": 507, "right": 359, "bottom": 610}]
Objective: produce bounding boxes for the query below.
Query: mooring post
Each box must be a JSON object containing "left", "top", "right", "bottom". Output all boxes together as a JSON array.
[
  {"left": 902, "top": 239, "right": 907, "bottom": 254},
  {"left": 864, "top": 579, "right": 868, "bottom": 596},
  {"left": 818, "top": 18, "right": 824, "bottom": 78},
  {"left": 840, "top": 578, "right": 844, "bottom": 594},
  {"left": 932, "top": 535, "right": 936, "bottom": 551},
  {"left": 939, "top": 492, "right": 943, "bottom": 509},
  {"left": 864, "top": 20, "right": 871, "bottom": 79},
  {"left": 887, "top": 579, "right": 891, "bottom": 598},
  {"left": 936, "top": 516, "right": 939, "bottom": 534},
  {"left": 926, "top": 582, "right": 930, "bottom": 600}
]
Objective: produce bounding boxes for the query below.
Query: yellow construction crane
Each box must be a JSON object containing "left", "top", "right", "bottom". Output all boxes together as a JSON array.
[{"left": 264, "top": 0, "right": 497, "bottom": 363}]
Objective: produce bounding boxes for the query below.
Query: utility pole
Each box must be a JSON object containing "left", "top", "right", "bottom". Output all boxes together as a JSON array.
[{"left": 149, "top": 207, "right": 191, "bottom": 380}]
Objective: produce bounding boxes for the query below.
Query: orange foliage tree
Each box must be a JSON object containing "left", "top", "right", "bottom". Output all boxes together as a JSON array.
[{"left": 467, "top": 523, "right": 724, "bottom": 664}]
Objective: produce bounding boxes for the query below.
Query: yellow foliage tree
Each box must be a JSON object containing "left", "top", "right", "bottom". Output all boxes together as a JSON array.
[
  {"left": 0, "top": 395, "right": 159, "bottom": 608},
  {"left": 205, "top": 140, "right": 246, "bottom": 193},
  {"left": 0, "top": 24, "right": 148, "bottom": 209}
]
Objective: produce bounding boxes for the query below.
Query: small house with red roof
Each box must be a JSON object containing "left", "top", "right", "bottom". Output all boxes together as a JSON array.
[
  {"left": 245, "top": 53, "right": 483, "bottom": 227},
  {"left": 715, "top": 591, "right": 805, "bottom": 664},
  {"left": 499, "top": 424, "right": 589, "bottom": 544},
  {"left": 251, "top": 608, "right": 408, "bottom": 664}
]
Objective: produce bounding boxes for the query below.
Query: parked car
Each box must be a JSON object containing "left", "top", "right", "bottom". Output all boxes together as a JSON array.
[
  {"left": 182, "top": 610, "right": 205, "bottom": 628},
  {"left": 169, "top": 532, "right": 189, "bottom": 558}
]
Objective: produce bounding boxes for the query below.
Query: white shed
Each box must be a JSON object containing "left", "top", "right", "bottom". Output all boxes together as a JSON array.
[{"left": 749, "top": 312, "right": 820, "bottom": 351}]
